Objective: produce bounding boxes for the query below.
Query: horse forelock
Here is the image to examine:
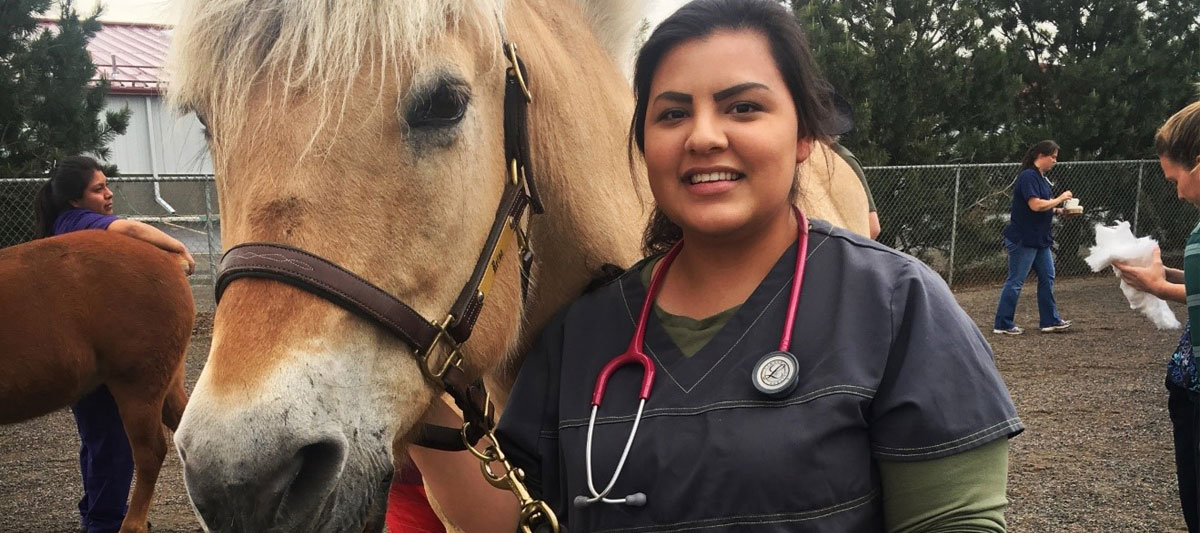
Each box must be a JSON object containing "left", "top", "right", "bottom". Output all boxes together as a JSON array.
[{"left": 166, "top": 0, "right": 505, "bottom": 146}]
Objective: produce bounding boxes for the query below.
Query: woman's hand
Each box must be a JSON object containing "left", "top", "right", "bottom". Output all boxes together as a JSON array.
[
  {"left": 181, "top": 249, "right": 196, "bottom": 276},
  {"left": 1112, "top": 247, "right": 1166, "bottom": 296}
]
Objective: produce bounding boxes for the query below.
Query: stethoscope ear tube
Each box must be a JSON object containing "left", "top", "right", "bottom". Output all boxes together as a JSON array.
[{"left": 579, "top": 400, "right": 648, "bottom": 507}]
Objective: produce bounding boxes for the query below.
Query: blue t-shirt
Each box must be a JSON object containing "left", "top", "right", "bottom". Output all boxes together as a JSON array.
[
  {"left": 53, "top": 208, "right": 119, "bottom": 236},
  {"left": 1002, "top": 168, "right": 1054, "bottom": 248}
]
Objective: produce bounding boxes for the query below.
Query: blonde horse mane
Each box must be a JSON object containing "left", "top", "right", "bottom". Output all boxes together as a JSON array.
[{"left": 167, "top": 0, "right": 642, "bottom": 153}]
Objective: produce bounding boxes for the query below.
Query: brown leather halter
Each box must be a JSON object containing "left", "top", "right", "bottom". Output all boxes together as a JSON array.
[{"left": 214, "top": 42, "right": 560, "bottom": 533}]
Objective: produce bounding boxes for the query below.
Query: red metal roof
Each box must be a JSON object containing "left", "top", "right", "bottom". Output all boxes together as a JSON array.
[{"left": 38, "top": 21, "right": 171, "bottom": 96}]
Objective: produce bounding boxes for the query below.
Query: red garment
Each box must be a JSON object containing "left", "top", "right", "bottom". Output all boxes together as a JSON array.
[{"left": 386, "top": 463, "right": 447, "bottom": 533}]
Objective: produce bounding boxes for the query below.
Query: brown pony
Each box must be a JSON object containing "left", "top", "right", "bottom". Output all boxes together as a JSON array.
[
  {"left": 165, "top": 0, "right": 869, "bottom": 531},
  {"left": 0, "top": 230, "right": 193, "bottom": 533}
]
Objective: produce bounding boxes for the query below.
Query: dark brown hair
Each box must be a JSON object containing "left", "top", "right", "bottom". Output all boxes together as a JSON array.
[
  {"left": 1019, "top": 140, "right": 1060, "bottom": 172},
  {"left": 629, "top": 0, "right": 834, "bottom": 255},
  {"left": 33, "top": 156, "right": 103, "bottom": 238}
]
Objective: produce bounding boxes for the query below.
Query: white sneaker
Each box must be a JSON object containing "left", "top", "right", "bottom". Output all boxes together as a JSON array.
[
  {"left": 1040, "top": 320, "right": 1072, "bottom": 333},
  {"left": 992, "top": 326, "right": 1024, "bottom": 335}
]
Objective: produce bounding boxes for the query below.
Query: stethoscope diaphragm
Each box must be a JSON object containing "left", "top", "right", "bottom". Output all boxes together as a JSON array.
[{"left": 752, "top": 350, "right": 800, "bottom": 398}]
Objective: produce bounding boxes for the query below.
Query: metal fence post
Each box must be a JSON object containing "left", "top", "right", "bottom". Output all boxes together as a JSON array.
[
  {"left": 204, "top": 181, "right": 217, "bottom": 291},
  {"left": 1134, "top": 162, "right": 1143, "bottom": 234},
  {"left": 949, "top": 165, "right": 961, "bottom": 288}
]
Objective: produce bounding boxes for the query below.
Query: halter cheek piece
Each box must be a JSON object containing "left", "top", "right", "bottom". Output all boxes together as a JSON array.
[{"left": 214, "top": 42, "right": 560, "bottom": 533}]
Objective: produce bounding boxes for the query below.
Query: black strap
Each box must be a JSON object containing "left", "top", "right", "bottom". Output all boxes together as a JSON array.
[{"left": 416, "top": 422, "right": 480, "bottom": 452}]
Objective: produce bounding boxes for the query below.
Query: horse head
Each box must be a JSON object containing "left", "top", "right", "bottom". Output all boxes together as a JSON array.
[{"left": 168, "top": 1, "right": 646, "bottom": 530}]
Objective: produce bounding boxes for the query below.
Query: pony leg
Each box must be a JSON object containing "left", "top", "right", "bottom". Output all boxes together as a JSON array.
[
  {"left": 161, "top": 362, "right": 189, "bottom": 432},
  {"left": 111, "top": 393, "right": 167, "bottom": 533}
]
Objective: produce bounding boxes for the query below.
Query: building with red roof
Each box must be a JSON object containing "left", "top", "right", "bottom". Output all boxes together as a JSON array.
[
  {"left": 38, "top": 20, "right": 212, "bottom": 215},
  {"left": 86, "top": 21, "right": 170, "bottom": 96}
]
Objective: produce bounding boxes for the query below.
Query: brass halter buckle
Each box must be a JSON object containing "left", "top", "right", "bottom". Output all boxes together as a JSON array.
[{"left": 420, "top": 314, "right": 465, "bottom": 383}]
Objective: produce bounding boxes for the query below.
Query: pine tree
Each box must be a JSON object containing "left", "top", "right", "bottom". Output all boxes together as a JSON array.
[
  {"left": 0, "top": 0, "right": 129, "bottom": 176},
  {"left": 794, "top": 0, "right": 1026, "bottom": 266},
  {"left": 991, "top": 0, "right": 1200, "bottom": 161},
  {"left": 991, "top": 0, "right": 1200, "bottom": 273},
  {"left": 0, "top": 0, "right": 129, "bottom": 246},
  {"left": 793, "top": 0, "right": 1199, "bottom": 273},
  {"left": 794, "top": 0, "right": 1025, "bottom": 166}
]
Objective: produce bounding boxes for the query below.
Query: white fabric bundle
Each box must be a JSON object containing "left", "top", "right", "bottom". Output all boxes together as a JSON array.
[{"left": 1085, "top": 221, "right": 1181, "bottom": 329}]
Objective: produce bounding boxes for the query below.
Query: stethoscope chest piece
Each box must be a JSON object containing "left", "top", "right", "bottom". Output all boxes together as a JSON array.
[{"left": 752, "top": 350, "right": 800, "bottom": 398}]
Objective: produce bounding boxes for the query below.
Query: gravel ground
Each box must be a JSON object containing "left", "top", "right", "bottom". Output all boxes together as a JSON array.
[{"left": 0, "top": 276, "right": 1189, "bottom": 531}]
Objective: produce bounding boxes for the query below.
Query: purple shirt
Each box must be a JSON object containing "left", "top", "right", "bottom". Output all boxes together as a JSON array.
[{"left": 53, "top": 209, "right": 119, "bottom": 236}]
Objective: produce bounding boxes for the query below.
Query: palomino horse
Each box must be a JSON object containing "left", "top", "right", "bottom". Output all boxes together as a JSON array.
[
  {"left": 0, "top": 230, "right": 193, "bottom": 533},
  {"left": 167, "top": 0, "right": 869, "bottom": 530}
]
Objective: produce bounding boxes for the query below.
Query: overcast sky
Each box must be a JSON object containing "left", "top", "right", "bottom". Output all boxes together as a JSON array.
[
  {"left": 60, "top": 0, "right": 180, "bottom": 25},
  {"left": 57, "top": 0, "right": 691, "bottom": 27}
]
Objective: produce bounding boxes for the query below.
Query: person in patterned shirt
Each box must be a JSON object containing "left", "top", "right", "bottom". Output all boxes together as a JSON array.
[{"left": 1114, "top": 100, "right": 1200, "bottom": 532}]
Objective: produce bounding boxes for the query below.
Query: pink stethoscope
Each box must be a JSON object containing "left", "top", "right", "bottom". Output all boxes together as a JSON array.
[{"left": 574, "top": 207, "right": 810, "bottom": 508}]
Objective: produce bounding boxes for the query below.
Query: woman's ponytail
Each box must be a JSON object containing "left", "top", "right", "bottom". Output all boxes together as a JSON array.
[{"left": 32, "top": 181, "right": 58, "bottom": 239}]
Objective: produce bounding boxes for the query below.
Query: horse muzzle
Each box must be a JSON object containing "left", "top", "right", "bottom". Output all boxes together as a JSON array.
[
  {"left": 175, "top": 397, "right": 394, "bottom": 532},
  {"left": 180, "top": 427, "right": 333, "bottom": 529}
]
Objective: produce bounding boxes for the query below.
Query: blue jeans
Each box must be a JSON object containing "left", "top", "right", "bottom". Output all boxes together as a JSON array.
[{"left": 993, "top": 238, "right": 1062, "bottom": 329}]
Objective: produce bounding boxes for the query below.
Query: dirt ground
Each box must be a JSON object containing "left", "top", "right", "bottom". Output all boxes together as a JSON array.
[{"left": 0, "top": 276, "right": 1189, "bottom": 532}]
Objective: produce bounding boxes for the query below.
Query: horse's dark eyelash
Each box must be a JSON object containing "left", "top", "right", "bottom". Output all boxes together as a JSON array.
[{"left": 187, "top": 107, "right": 212, "bottom": 141}]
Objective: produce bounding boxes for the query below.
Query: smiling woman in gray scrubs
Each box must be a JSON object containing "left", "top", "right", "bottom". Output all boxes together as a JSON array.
[{"left": 413, "top": 1, "right": 1022, "bottom": 531}]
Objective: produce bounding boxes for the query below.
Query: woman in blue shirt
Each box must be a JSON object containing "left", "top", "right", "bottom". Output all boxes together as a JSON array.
[
  {"left": 993, "top": 140, "right": 1075, "bottom": 335},
  {"left": 32, "top": 155, "right": 194, "bottom": 533}
]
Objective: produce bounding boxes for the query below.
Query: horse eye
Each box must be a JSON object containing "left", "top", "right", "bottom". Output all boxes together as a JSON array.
[{"left": 407, "top": 82, "right": 469, "bottom": 129}]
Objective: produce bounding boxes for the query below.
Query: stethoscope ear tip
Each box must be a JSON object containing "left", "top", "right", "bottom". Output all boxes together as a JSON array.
[
  {"left": 624, "top": 493, "right": 648, "bottom": 506},
  {"left": 574, "top": 495, "right": 591, "bottom": 508}
]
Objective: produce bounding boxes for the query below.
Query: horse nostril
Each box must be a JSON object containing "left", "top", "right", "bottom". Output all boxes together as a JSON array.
[{"left": 275, "top": 438, "right": 348, "bottom": 522}]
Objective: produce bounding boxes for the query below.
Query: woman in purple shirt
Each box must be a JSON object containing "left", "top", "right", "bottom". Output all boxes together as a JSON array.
[{"left": 32, "top": 155, "right": 194, "bottom": 533}]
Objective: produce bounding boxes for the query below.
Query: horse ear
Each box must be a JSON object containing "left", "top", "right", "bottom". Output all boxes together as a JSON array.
[{"left": 576, "top": 0, "right": 644, "bottom": 75}]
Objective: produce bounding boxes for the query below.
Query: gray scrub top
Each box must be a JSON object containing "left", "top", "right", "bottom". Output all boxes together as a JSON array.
[{"left": 497, "top": 219, "right": 1023, "bottom": 532}]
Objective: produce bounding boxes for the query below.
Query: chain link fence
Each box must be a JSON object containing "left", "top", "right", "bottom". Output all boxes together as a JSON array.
[
  {"left": 1, "top": 160, "right": 1193, "bottom": 291},
  {"left": 0, "top": 174, "right": 221, "bottom": 283},
  {"left": 868, "top": 159, "right": 1196, "bottom": 288}
]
